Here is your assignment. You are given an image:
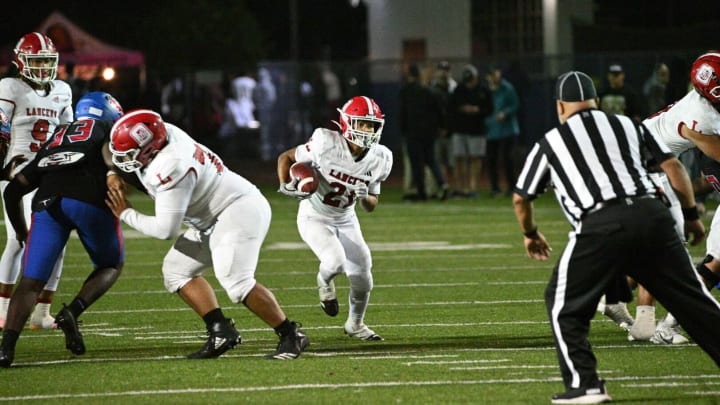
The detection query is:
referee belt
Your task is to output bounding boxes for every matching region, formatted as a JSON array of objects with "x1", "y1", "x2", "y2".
[{"x1": 585, "y1": 195, "x2": 656, "y2": 216}]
